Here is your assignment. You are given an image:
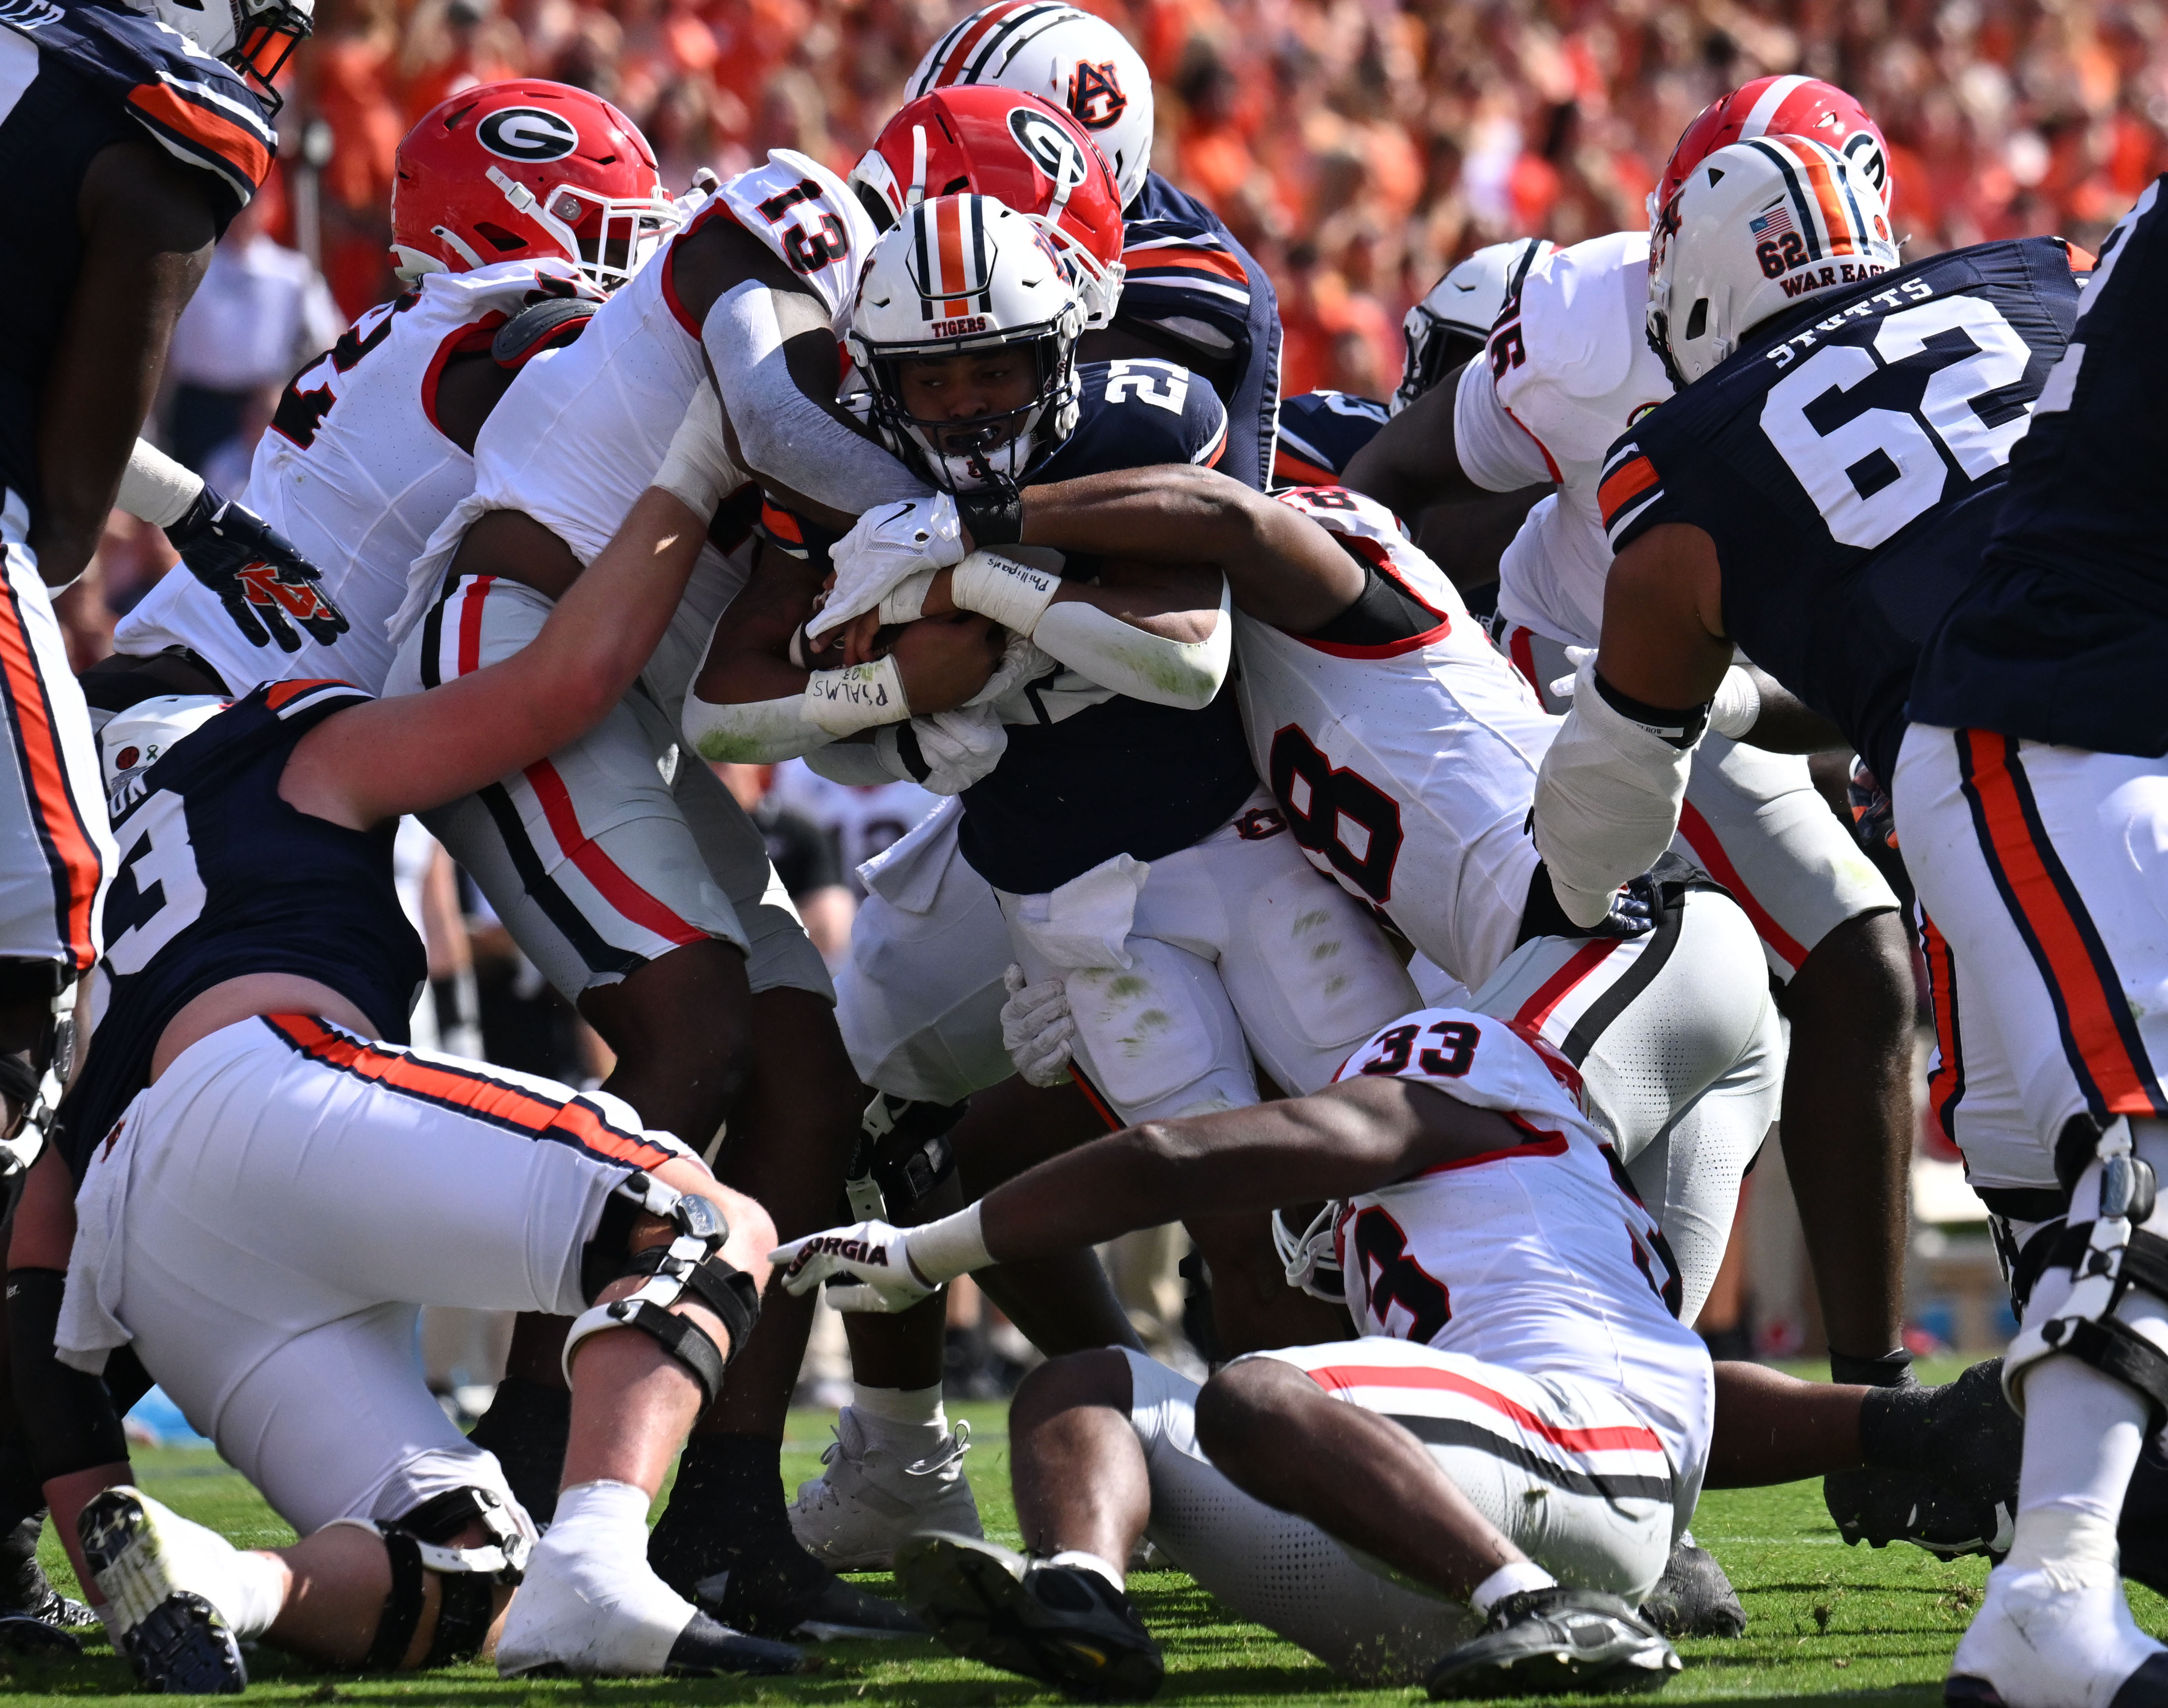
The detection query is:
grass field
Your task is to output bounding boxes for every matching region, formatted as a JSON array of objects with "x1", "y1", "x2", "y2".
[{"x1": 5, "y1": 1368, "x2": 2161, "y2": 1707}]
